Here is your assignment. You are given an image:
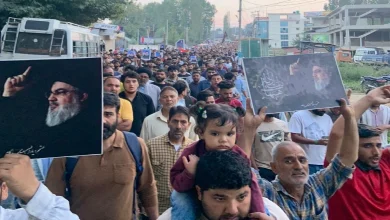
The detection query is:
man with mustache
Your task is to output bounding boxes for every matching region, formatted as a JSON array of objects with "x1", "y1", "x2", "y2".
[
  {"x1": 256, "y1": 98, "x2": 358, "y2": 219},
  {"x1": 325, "y1": 85, "x2": 390, "y2": 220},
  {"x1": 46, "y1": 92, "x2": 159, "y2": 220},
  {"x1": 288, "y1": 108, "x2": 333, "y2": 174},
  {"x1": 147, "y1": 106, "x2": 194, "y2": 214},
  {"x1": 158, "y1": 150, "x2": 288, "y2": 220},
  {"x1": 1, "y1": 66, "x2": 99, "y2": 158}
]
